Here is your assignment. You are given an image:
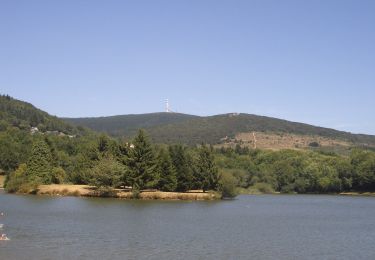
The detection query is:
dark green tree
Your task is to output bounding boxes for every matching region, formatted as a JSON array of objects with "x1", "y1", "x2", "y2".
[
  {"x1": 157, "y1": 148, "x2": 177, "y2": 191},
  {"x1": 194, "y1": 144, "x2": 220, "y2": 192},
  {"x1": 26, "y1": 139, "x2": 53, "y2": 184},
  {"x1": 125, "y1": 130, "x2": 158, "y2": 190},
  {"x1": 169, "y1": 145, "x2": 194, "y2": 192}
]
